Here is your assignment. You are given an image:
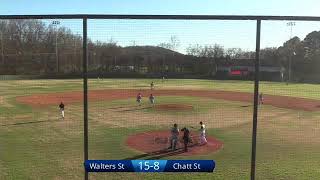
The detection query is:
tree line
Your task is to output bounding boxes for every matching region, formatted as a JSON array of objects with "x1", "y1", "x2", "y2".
[
  {"x1": 185, "y1": 34, "x2": 320, "y2": 82},
  {"x1": 1, "y1": 20, "x2": 320, "y2": 82},
  {"x1": 0, "y1": 19, "x2": 82, "y2": 74}
]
